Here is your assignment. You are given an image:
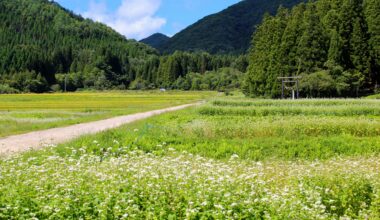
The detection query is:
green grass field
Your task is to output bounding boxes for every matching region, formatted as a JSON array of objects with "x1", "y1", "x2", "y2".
[
  {"x1": 1, "y1": 95, "x2": 380, "y2": 219},
  {"x1": 0, "y1": 91, "x2": 214, "y2": 137}
]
